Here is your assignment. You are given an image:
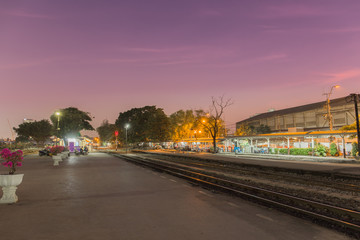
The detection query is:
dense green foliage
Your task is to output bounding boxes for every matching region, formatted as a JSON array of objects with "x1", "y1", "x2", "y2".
[
  {"x1": 352, "y1": 142, "x2": 359, "y2": 156},
  {"x1": 50, "y1": 107, "x2": 94, "y2": 139},
  {"x1": 115, "y1": 106, "x2": 170, "y2": 143},
  {"x1": 255, "y1": 124, "x2": 271, "y2": 134},
  {"x1": 96, "y1": 120, "x2": 116, "y2": 144},
  {"x1": 235, "y1": 124, "x2": 271, "y2": 136},
  {"x1": 235, "y1": 124, "x2": 255, "y2": 136},
  {"x1": 13, "y1": 120, "x2": 53, "y2": 144},
  {"x1": 315, "y1": 144, "x2": 328, "y2": 157},
  {"x1": 330, "y1": 143, "x2": 338, "y2": 156},
  {"x1": 169, "y1": 110, "x2": 198, "y2": 142},
  {"x1": 290, "y1": 148, "x2": 312, "y2": 155},
  {"x1": 276, "y1": 148, "x2": 314, "y2": 156},
  {"x1": 279, "y1": 149, "x2": 288, "y2": 155}
]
